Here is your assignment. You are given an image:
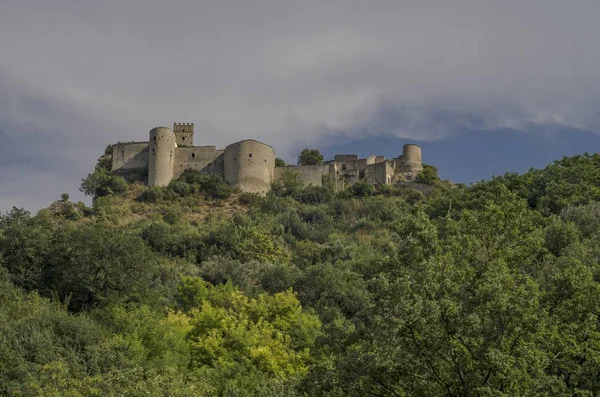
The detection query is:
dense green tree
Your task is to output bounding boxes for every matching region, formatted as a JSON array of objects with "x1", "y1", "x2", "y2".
[
  {"x1": 176, "y1": 277, "x2": 321, "y2": 388},
  {"x1": 80, "y1": 168, "x2": 128, "y2": 198},
  {"x1": 272, "y1": 170, "x2": 304, "y2": 197},
  {"x1": 415, "y1": 163, "x2": 440, "y2": 184},
  {"x1": 4, "y1": 152, "x2": 600, "y2": 395},
  {"x1": 298, "y1": 149, "x2": 324, "y2": 165}
]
